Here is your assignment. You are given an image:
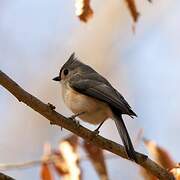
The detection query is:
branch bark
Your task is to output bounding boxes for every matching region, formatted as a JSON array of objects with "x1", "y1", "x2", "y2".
[
  {"x1": 0, "y1": 172, "x2": 14, "y2": 180},
  {"x1": 0, "y1": 70, "x2": 174, "y2": 180}
]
